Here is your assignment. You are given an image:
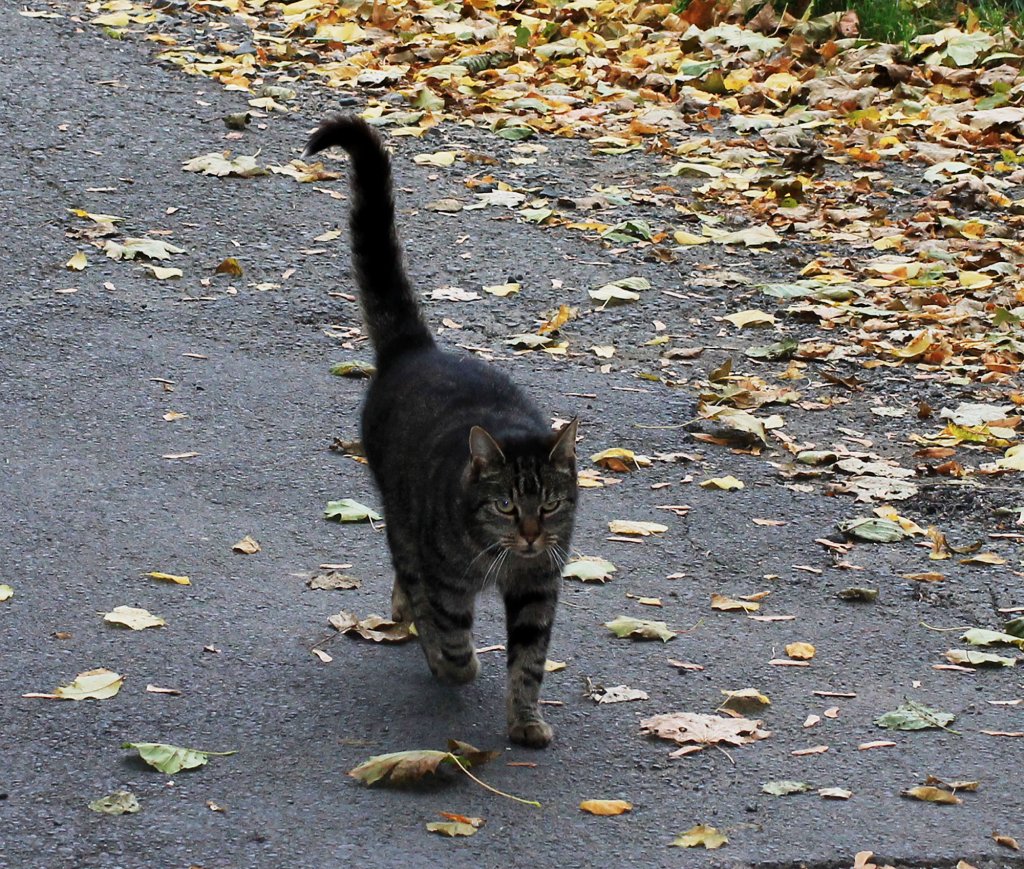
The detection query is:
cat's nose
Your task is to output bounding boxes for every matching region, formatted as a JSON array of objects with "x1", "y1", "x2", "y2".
[{"x1": 520, "y1": 520, "x2": 540, "y2": 544}]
